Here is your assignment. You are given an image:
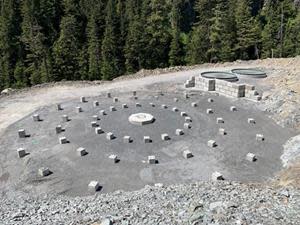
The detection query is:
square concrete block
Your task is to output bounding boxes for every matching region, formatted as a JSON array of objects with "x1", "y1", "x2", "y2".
[
  {"x1": 219, "y1": 128, "x2": 226, "y2": 135},
  {"x1": 144, "y1": 136, "x2": 152, "y2": 143},
  {"x1": 176, "y1": 129, "x2": 184, "y2": 136},
  {"x1": 212, "y1": 172, "x2": 224, "y2": 181},
  {"x1": 17, "y1": 148, "x2": 26, "y2": 158},
  {"x1": 149, "y1": 103, "x2": 155, "y2": 107},
  {"x1": 123, "y1": 136, "x2": 132, "y2": 143},
  {"x1": 56, "y1": 125, "x2": 62, "y2": 134},
  {"x1": 18, "y1": 129, "x2": 26, "y2": 138},
  {"x1": 95, "y1": 127, "x2": 104, "y2": 134},
  {"x1": 161, "y1": 133, "x2": 170, "y2": 141},
  {"x1": 107, "y1": 92, "x2": 111, "y2": 98},
  {"x1": 122, "y1": 104, "x2": 128, "y2": 109},
  {"x1": 91, "y1": 121, "x2": 98, "y2": 127},
  {"x1": 183, "y1": 92, "x2": 189, "y2": 99},
  {"x1": 172, "y1": 107, "x2": 179, "y2": 112},
  {"x1": 216, "y1": 118, "x2": 224, "y2": 124},
  {"x1": 148, "y1": 155, "x2": 156, "y2": 164},
  {"x1": 88, "y1": 181, "x2": 100, "y2": 192},
  {"x1": 184, "y1": 123, "x2": 192, "y2": 129},
  {"x1": 93, "y1": 101, "x2": 99, "y2": 107},
  {"x1": 100, "y1": 110, "x2": 106, "y2": 115},
  {"x1": 185, "y1": 117, "x2": 192, "y2": 122},
  {"x1": 106, "y1": 132, "x2": 115, "y2": 140},
  {"x1": 76, "y1": 106, "x2": 82, "y2": 113},
  {"x1": 208, "y1": 140, "x2": 217, "y2": 147},
  {"x1": 59, "y1": 137, "x2": 68, "y2": 144},
  {"x1": 154, "y1": 96, "x2": 159, "y2": 100},
  {"x1": 109, "y1": 154, "x2": 118, "y2": 163},
  {"x1": 256, "y1": 134, "x2": 264, "y2": 141},
  {"x1": 246, "y1": 153, "x2": 257, "y2": 162},
  {"x1": 133, "y1": 91, "x2": 137, "y2": 96},
  {"x1": 57, "y1": 104, "x2": 63, "y2": 111},
  {"x1": 230, "y1": 106, "x2": 237, "y2": 112},
  {"x1": 80, "y1": 96, "x2": 86, "y2": 103},
  {"x1": 207, "y1": 109, "x2": 213, "y2": 114},
  {"x1": 208, "y1": 98, "x2": 214, "y2": 103},
  {"x1": 32, "y1": 114, "x2": 40, "y2": 122},
  {"x1": 161, "y1": 104, "x2": 167, "y2": 109},
  {"x1": 39, "y1": 167, "x2": 51, "y2": 177},
  {"x1": 183, "y1": 150, "x2": 193, "y2": 159},
  {"x1": 62, "y1": 115, "x2": 69, "y2": 122},
  {"x1": 174, "y1": 98, "x2": 178, "y2": 102},
  {"x1": 136, "y1": 103, "x2": 141, "y2": 107},
  {"x1": 110, "y1": 106, "x2": 116, "y2": 112},
  {"x1": 92, "y1": 115, "x2": 99, "y2": 120},
  {"x1": 191, "y1": 102, "x2": 198, "y2": 107},
  {"x1": 77, "y1": 147, "x2": 87, "y2": 156},
  {"x1": 180, "y1": 112, "x2": 187, "y2": 117},
  {"x1": 248, "y1": 118, "x2": 255, "y2": 124},
  {"x1": 113, "y1": 97, "x2": 118, "y2": 102},
  {"x1": 133, "y1": 96, "x2": 138, "y2": 100}
]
